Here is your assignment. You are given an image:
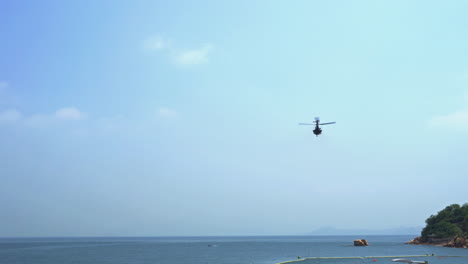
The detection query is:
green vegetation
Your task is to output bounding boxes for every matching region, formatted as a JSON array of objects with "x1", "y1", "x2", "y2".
[{"x1": 421, "y1": 203, "x2": 468, "y2": 241}]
